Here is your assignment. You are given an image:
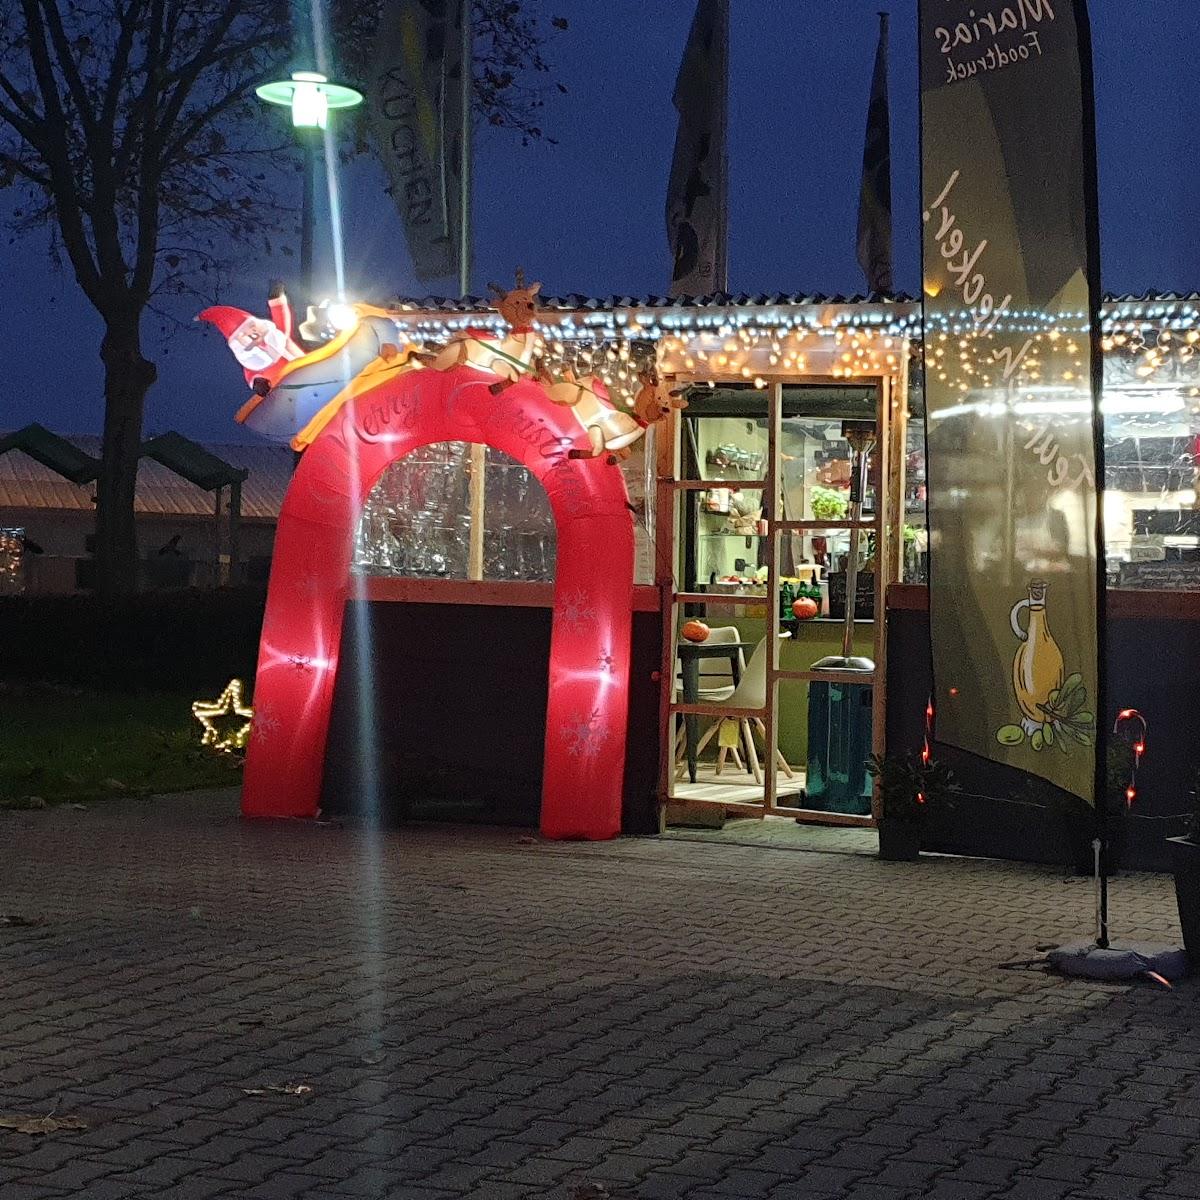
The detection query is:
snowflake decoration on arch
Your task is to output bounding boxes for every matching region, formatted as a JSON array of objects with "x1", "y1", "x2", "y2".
[
  {"x1": 250, "y1": 702, "x2": 281, "y2": 744},
  {"x1": 561, "y1": 709, "x2": 609, "y2": 758},
  {"x1": 597, "y1": 649, "x2": 615, "y2": 673},
  {"x1": 559, "y1": 588, "x2": 597, "y2": 633},
  {"x1": 291, "y1": 570, "x2": 325, "y2": 598}
]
